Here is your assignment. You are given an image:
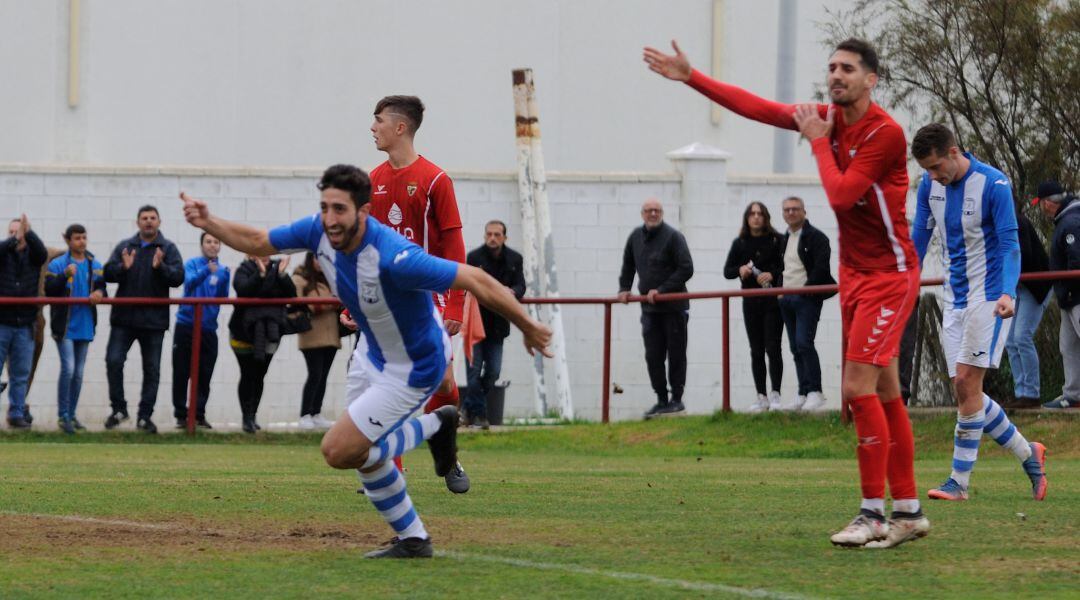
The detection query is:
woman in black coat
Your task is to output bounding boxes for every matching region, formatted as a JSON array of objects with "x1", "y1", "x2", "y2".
[
  {"x1": 229, "y1": 254, "x2": 297, "y2": 433},
  {"x1": 724, "y1": 201, "x2": 785, "y2": 412}
]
